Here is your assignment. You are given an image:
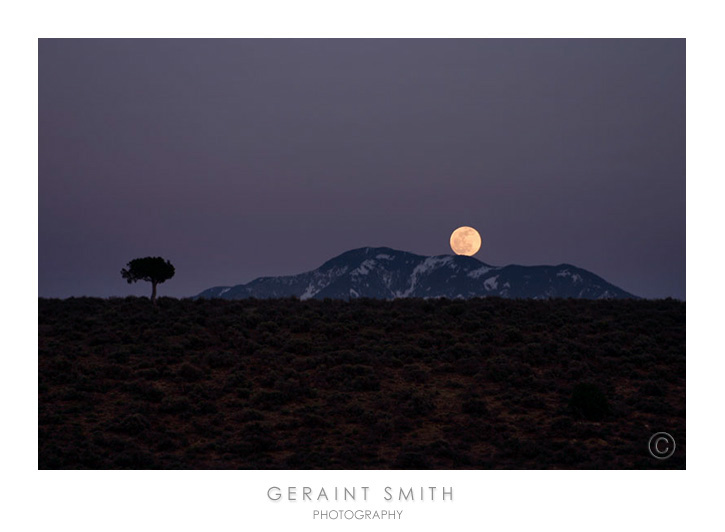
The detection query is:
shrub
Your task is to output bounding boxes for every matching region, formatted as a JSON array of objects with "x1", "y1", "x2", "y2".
[
  {"x1": 393, "y1": 451, "x2": 431, "y2": 469},
  {"x1": 462, "y1": 397, "x2": 490, "y2": 417},
  {"x1": 205, "y1": 351, "x2": 237, "y2": 369},
  {"x1": 329, "y1": 364, "x2": 381, "y2": 391},
  {"x1": 569, "y1": 383, "x2": 611, "y2": 421},
  {"x1": 177, "y1": 363, "x2": 204, "y2": 382},
  {"x1": 125, "y1": 381, "x2": 165, "y2": 402},
  {"x1": 159, "y1": 396, "x2": 192, "y2": 414},
  {"x1": 251, "y1": 390, "x2": 291, "y2": 409},
  {"x1": 114, "y1": 413, "x2": 150, "y2": 435},
  {"x1": 401, "y1": 391, "x2": 436, "y2": 417}
]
